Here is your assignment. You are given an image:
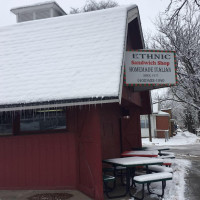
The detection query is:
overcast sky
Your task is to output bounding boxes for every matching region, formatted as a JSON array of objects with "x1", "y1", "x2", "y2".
[{"x1": 0, "y1": 0, "x2": 170, "y2": 34}]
